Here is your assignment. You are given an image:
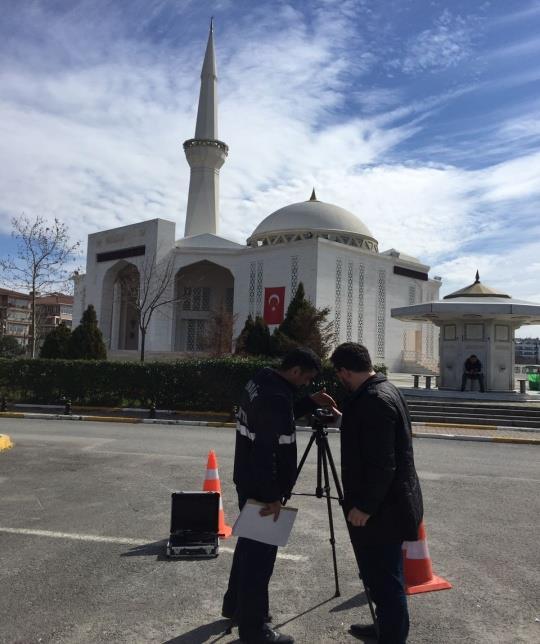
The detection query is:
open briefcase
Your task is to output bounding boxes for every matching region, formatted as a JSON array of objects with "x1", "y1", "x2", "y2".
[{"x1": 166, "y1": 491, "x2": 220, "y2": 558}]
